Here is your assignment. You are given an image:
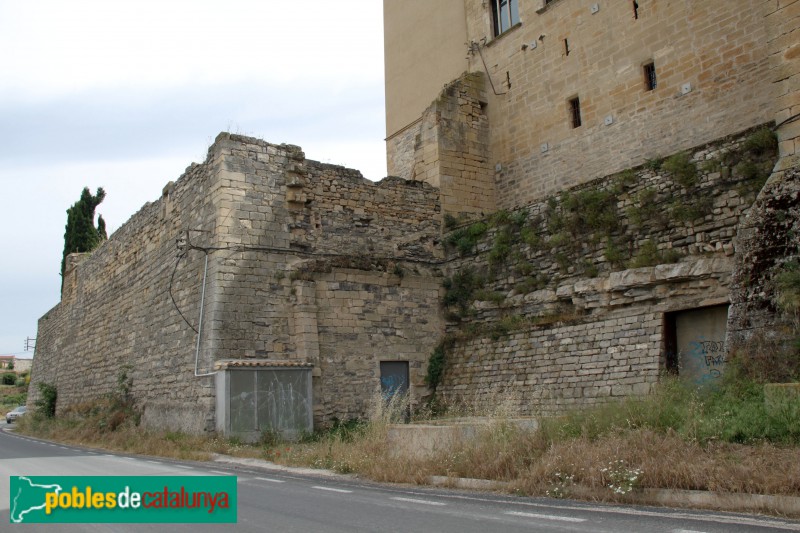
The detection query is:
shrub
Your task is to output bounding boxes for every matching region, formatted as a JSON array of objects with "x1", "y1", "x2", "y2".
[
  {"x1": 644, "y1": 157, "x2": 663, "y2": 171},
  {"x1": 488, "y1": 227, "x2": 513, "y2": 266},
  {"x1": 775, "y1": 261, "x2": 800, "y2": 316},
  {"x1": 426, "y1": 343, "x2": 447, "y2": 389},
  {"x1": 35, "y1": 382, "x2": 57, "y2": 418},
  {"x1": 443, "y1": 213, "x2": 459, "y2": 230},
  {"x1": 628, "y1": 240, "x2": 660, "y2": 268},
  {"x1": 742, "y1": 127, "x2": 778, "y2": 156},
  {"x1": 626, "y1": 188, "x2": 660, "y2": 227},
  {"x1": 442, "y1": 268, "x2": 484, "y2": 313},
  {"x1": 445, "y1": 221, "x2": 488, "y2": 256},
  {"x1": 663, "y1": 152, "x2": 698, "y2": 187},
  {"x1": 670, "y1": 197, "x2": 713, "y2": 223},
  {"x1": 2, "y1": 373, "x2": 16, "y2": 385}
]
